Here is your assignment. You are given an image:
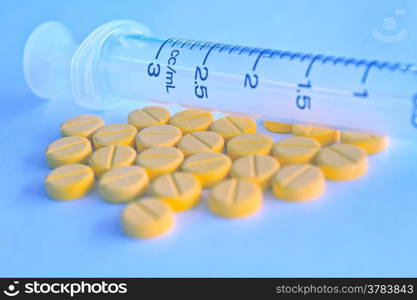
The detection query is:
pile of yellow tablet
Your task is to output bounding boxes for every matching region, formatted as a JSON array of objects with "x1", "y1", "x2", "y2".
[{"x1": 44, "y1": 107, "x2": 389, "y2": 239}]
